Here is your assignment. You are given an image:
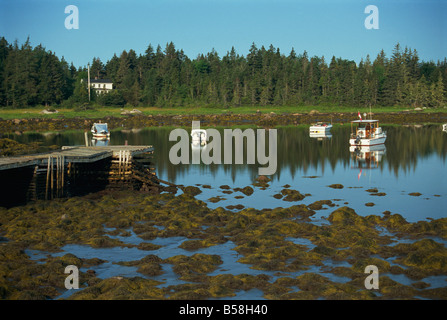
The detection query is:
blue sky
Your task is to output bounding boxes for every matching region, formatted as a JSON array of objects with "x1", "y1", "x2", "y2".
[{"x1": 0, "y1": 0, "x2": 445, "y2": 67}]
